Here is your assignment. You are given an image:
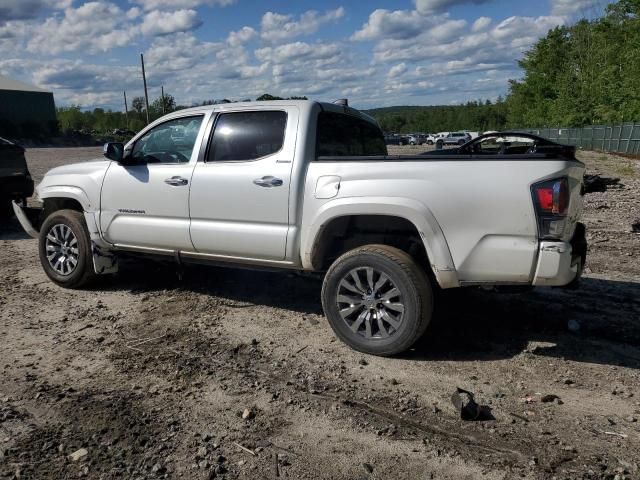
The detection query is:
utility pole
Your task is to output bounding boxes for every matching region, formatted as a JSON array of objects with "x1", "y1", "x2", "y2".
[
  {"x1": 123, "y1": 91, "x2": 129, "y2": 128},
  {"x1": 161, "y1": 85, "x2": 165, "y2": 115},
  {"x1": 140, "y1": 53, "x2": 150, "y2": 125}
]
